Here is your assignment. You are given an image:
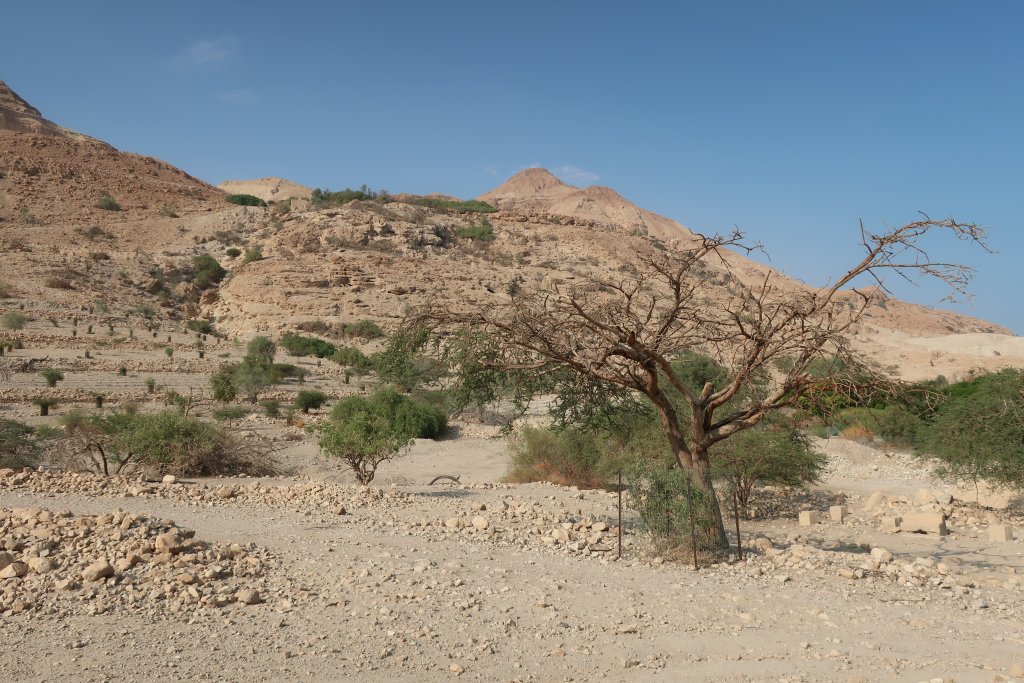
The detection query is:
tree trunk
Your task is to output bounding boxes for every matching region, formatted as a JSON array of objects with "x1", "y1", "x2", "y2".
[{"x1": 689, "y1": 449, "x2": 729, "y2": 551}]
